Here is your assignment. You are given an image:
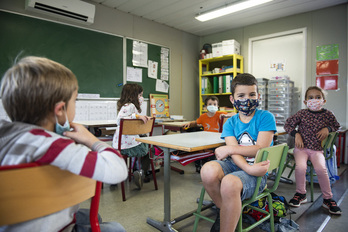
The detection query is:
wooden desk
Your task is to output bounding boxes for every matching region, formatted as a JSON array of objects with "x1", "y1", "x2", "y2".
[
  {"x1": 157, "y1": 121, "x2": 191, "y2": 133},
  {"x1": 276, "y1": 126, "x2": 287, "y2": 136},
  {"x1": 74, "y1": 120, "x2": 117, "y2": 127},
  {"x1": 136, "y1": 131, "x2": 225, "y2": 232},
  {"x1": 74, "y1": 120, "x2": 117, "y2": 138}
]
